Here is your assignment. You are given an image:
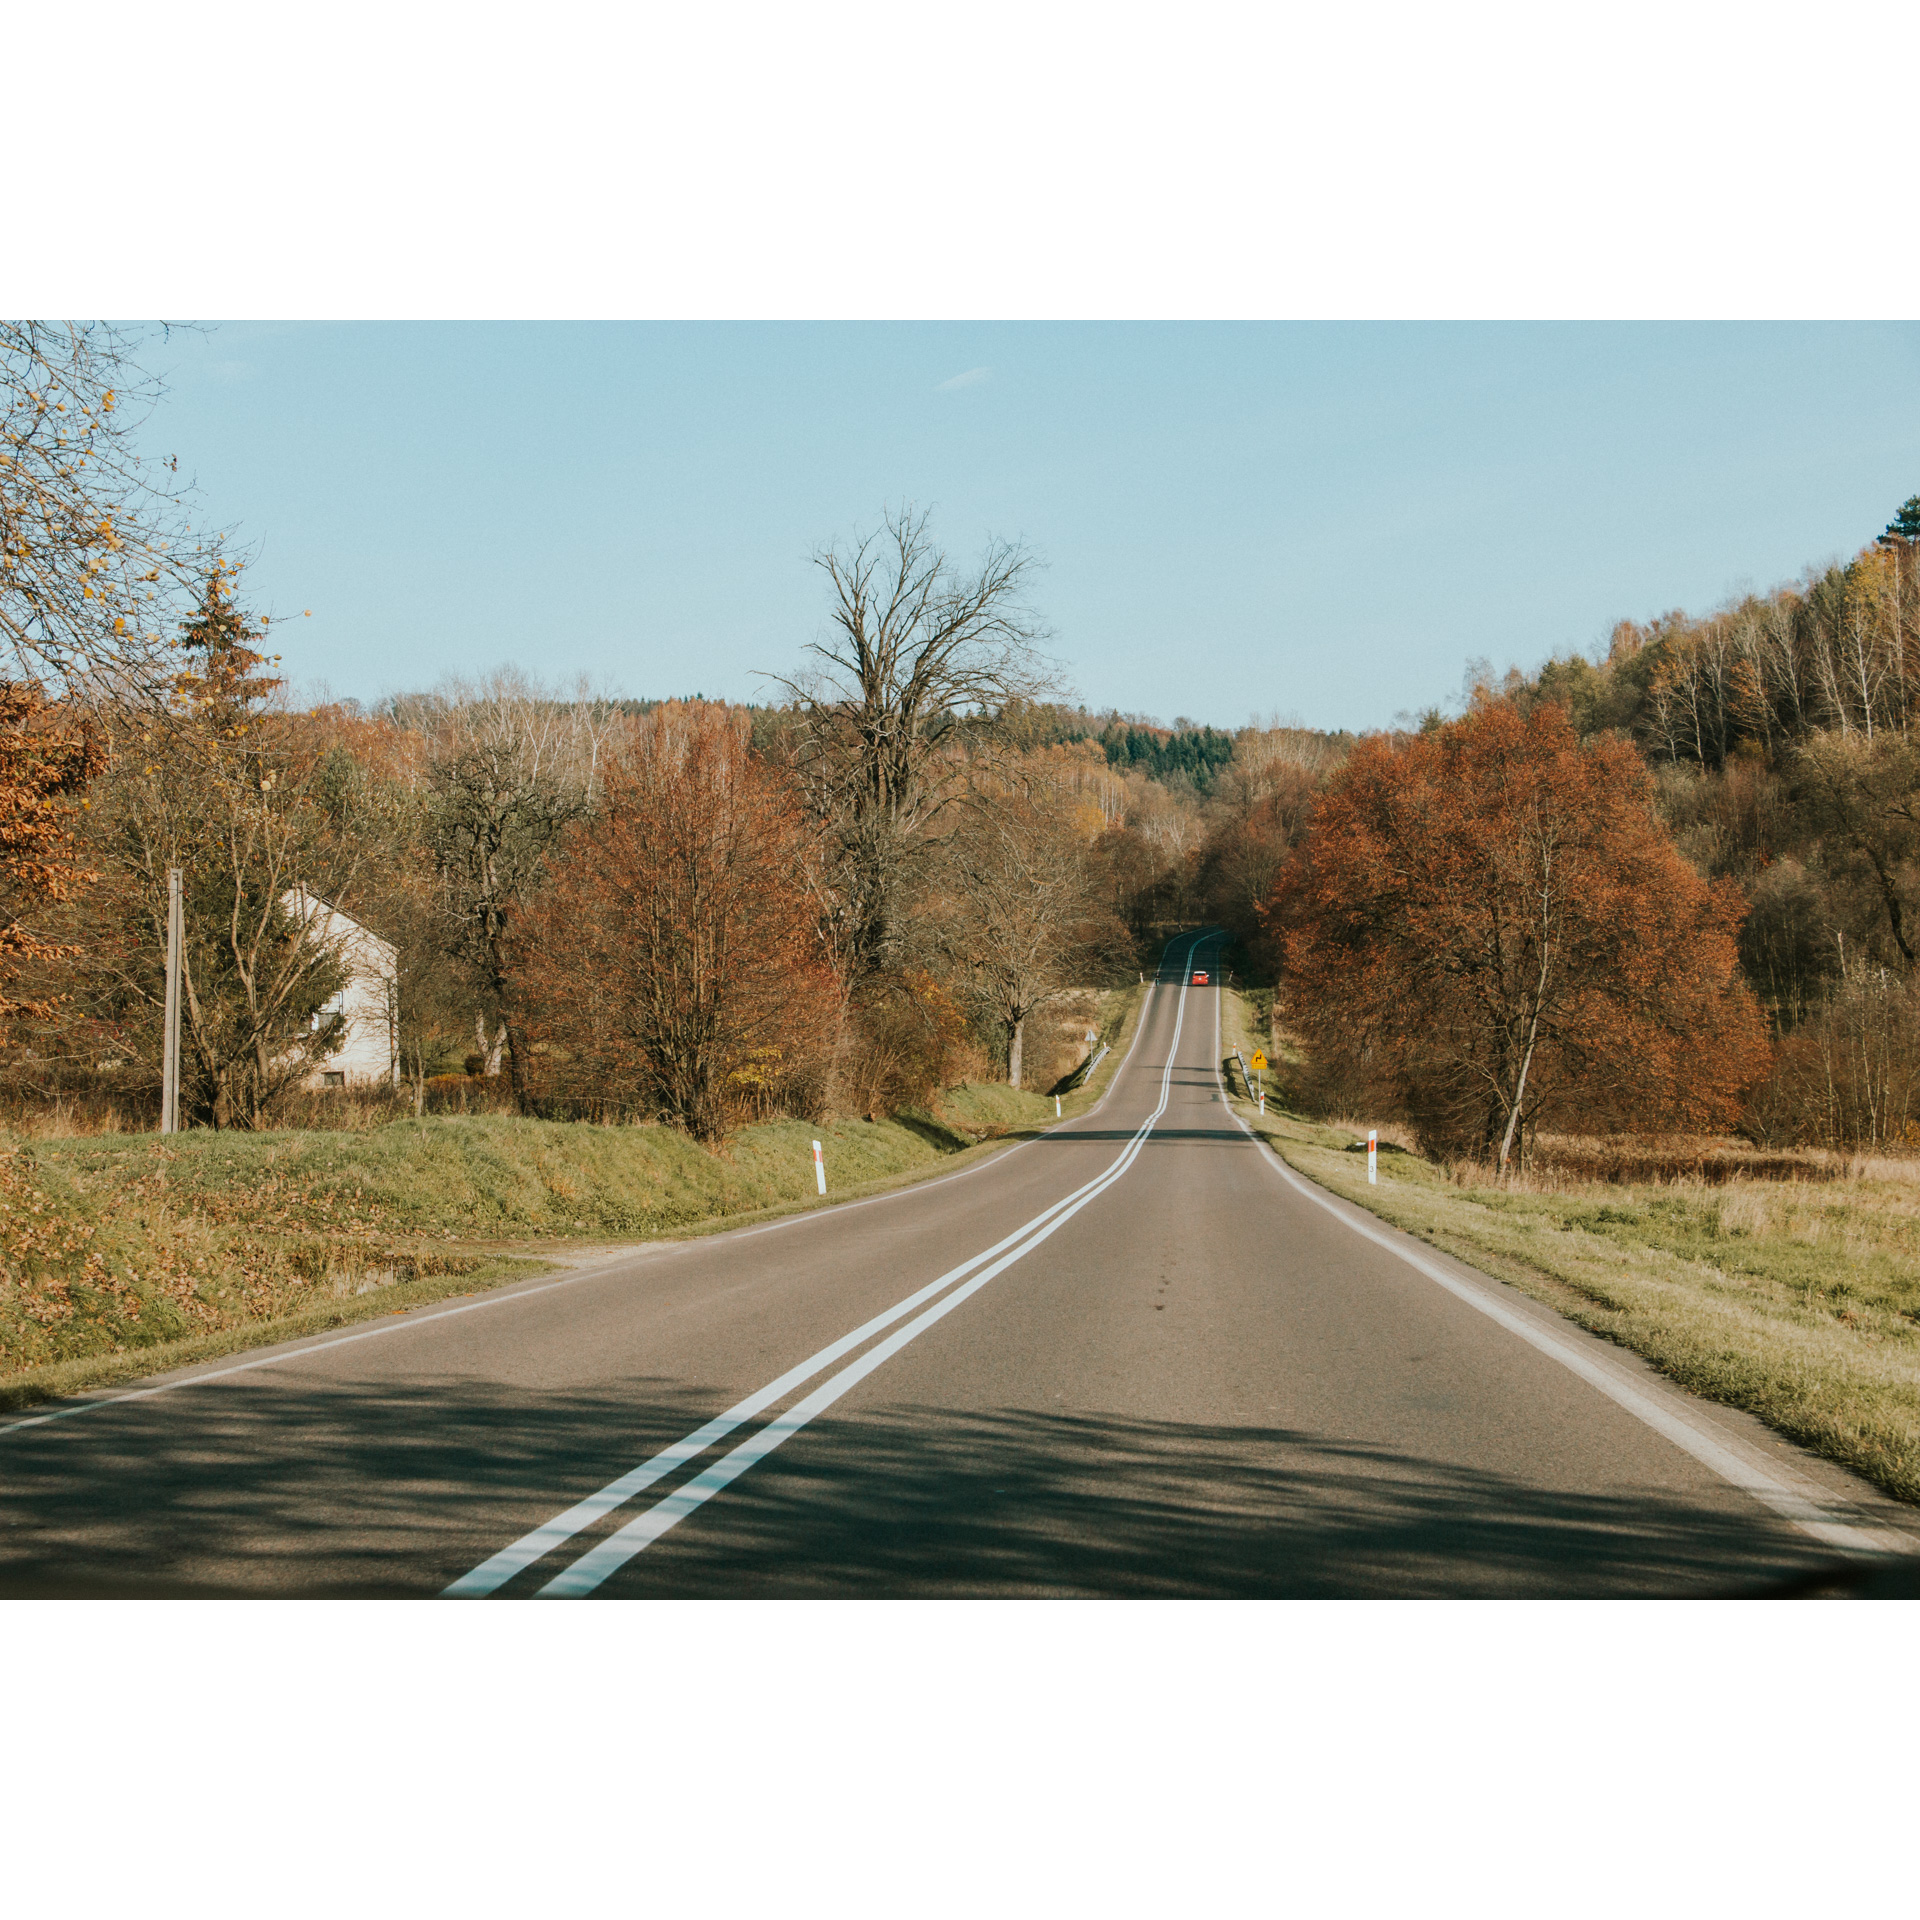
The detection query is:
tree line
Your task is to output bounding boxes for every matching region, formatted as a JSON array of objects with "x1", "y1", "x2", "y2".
[
  {"x1": 10, "y1": 323, "x2": 1918, "y2": 1163},
  {"x1": 1, "y1": 330, "x2": 1249, "y2": 1144},
  {"x1": 1258, "y1": 494, "x2": 1920, "y2": 1163}
]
